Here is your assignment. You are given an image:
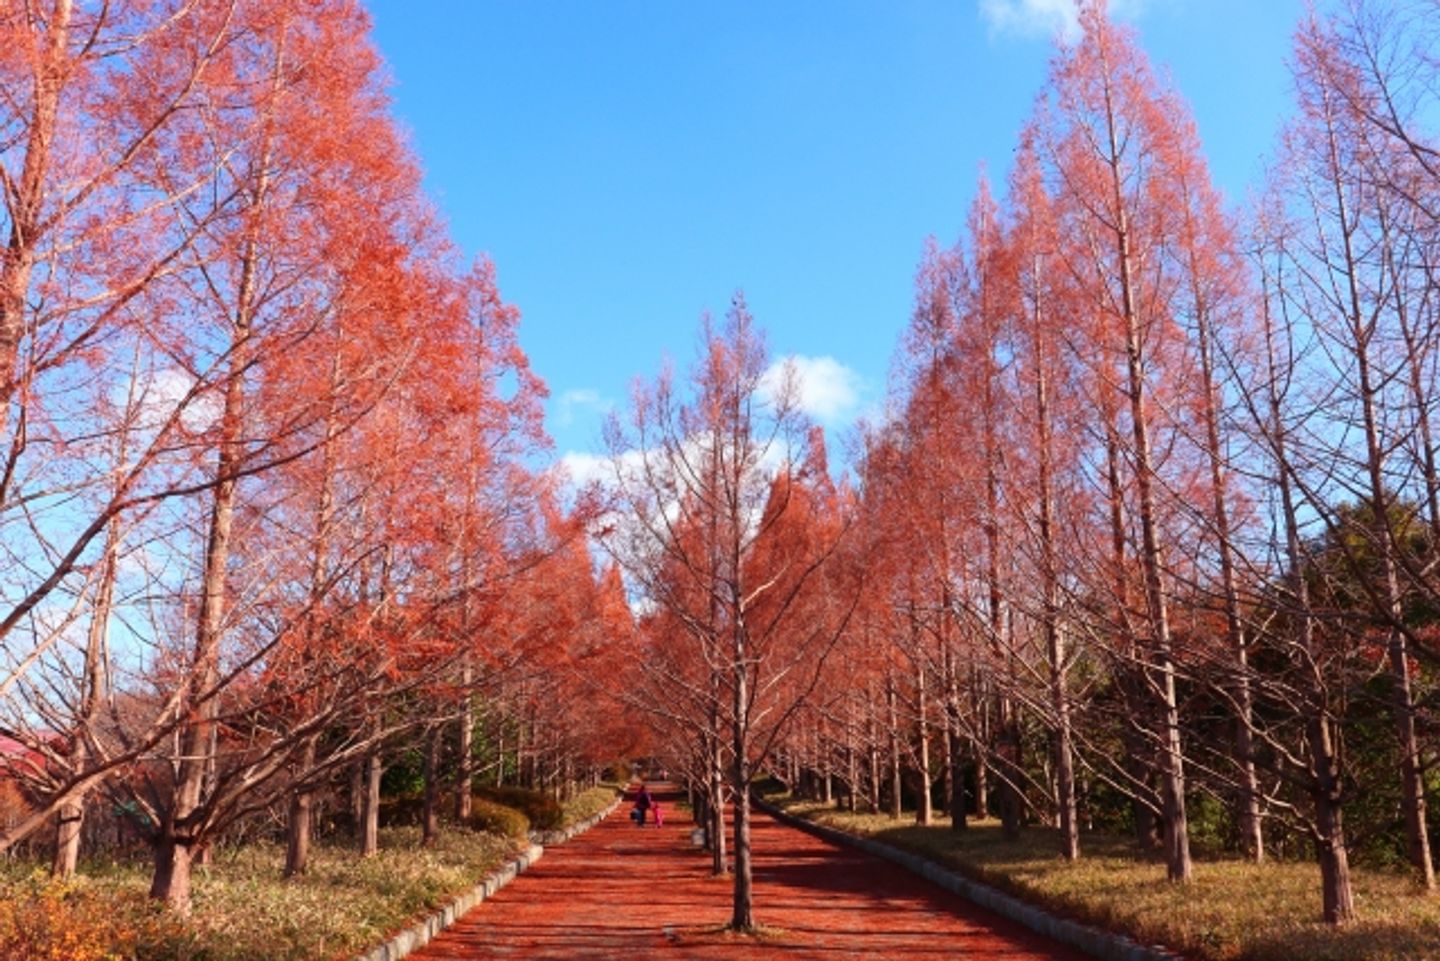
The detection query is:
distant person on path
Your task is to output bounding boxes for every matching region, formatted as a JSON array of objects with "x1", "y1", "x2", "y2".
[
  {"x1": 634, "y1": 783, "x2": 653, "y2": 826},
  {"x1": 652, "y1": 800, "x2": 664, "y2": 828}
]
